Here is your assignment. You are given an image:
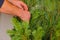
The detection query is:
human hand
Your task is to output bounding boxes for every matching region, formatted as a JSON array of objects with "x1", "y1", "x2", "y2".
[
  {"x1": 8, "y1": 0, "x2": 28, "y2": 10},
  {"x1": 0, "y1": 0, "x2": 30, "y2": 21},
  {"x1": 19, "y1": 10, "x2": 31, "y2": 22}
]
